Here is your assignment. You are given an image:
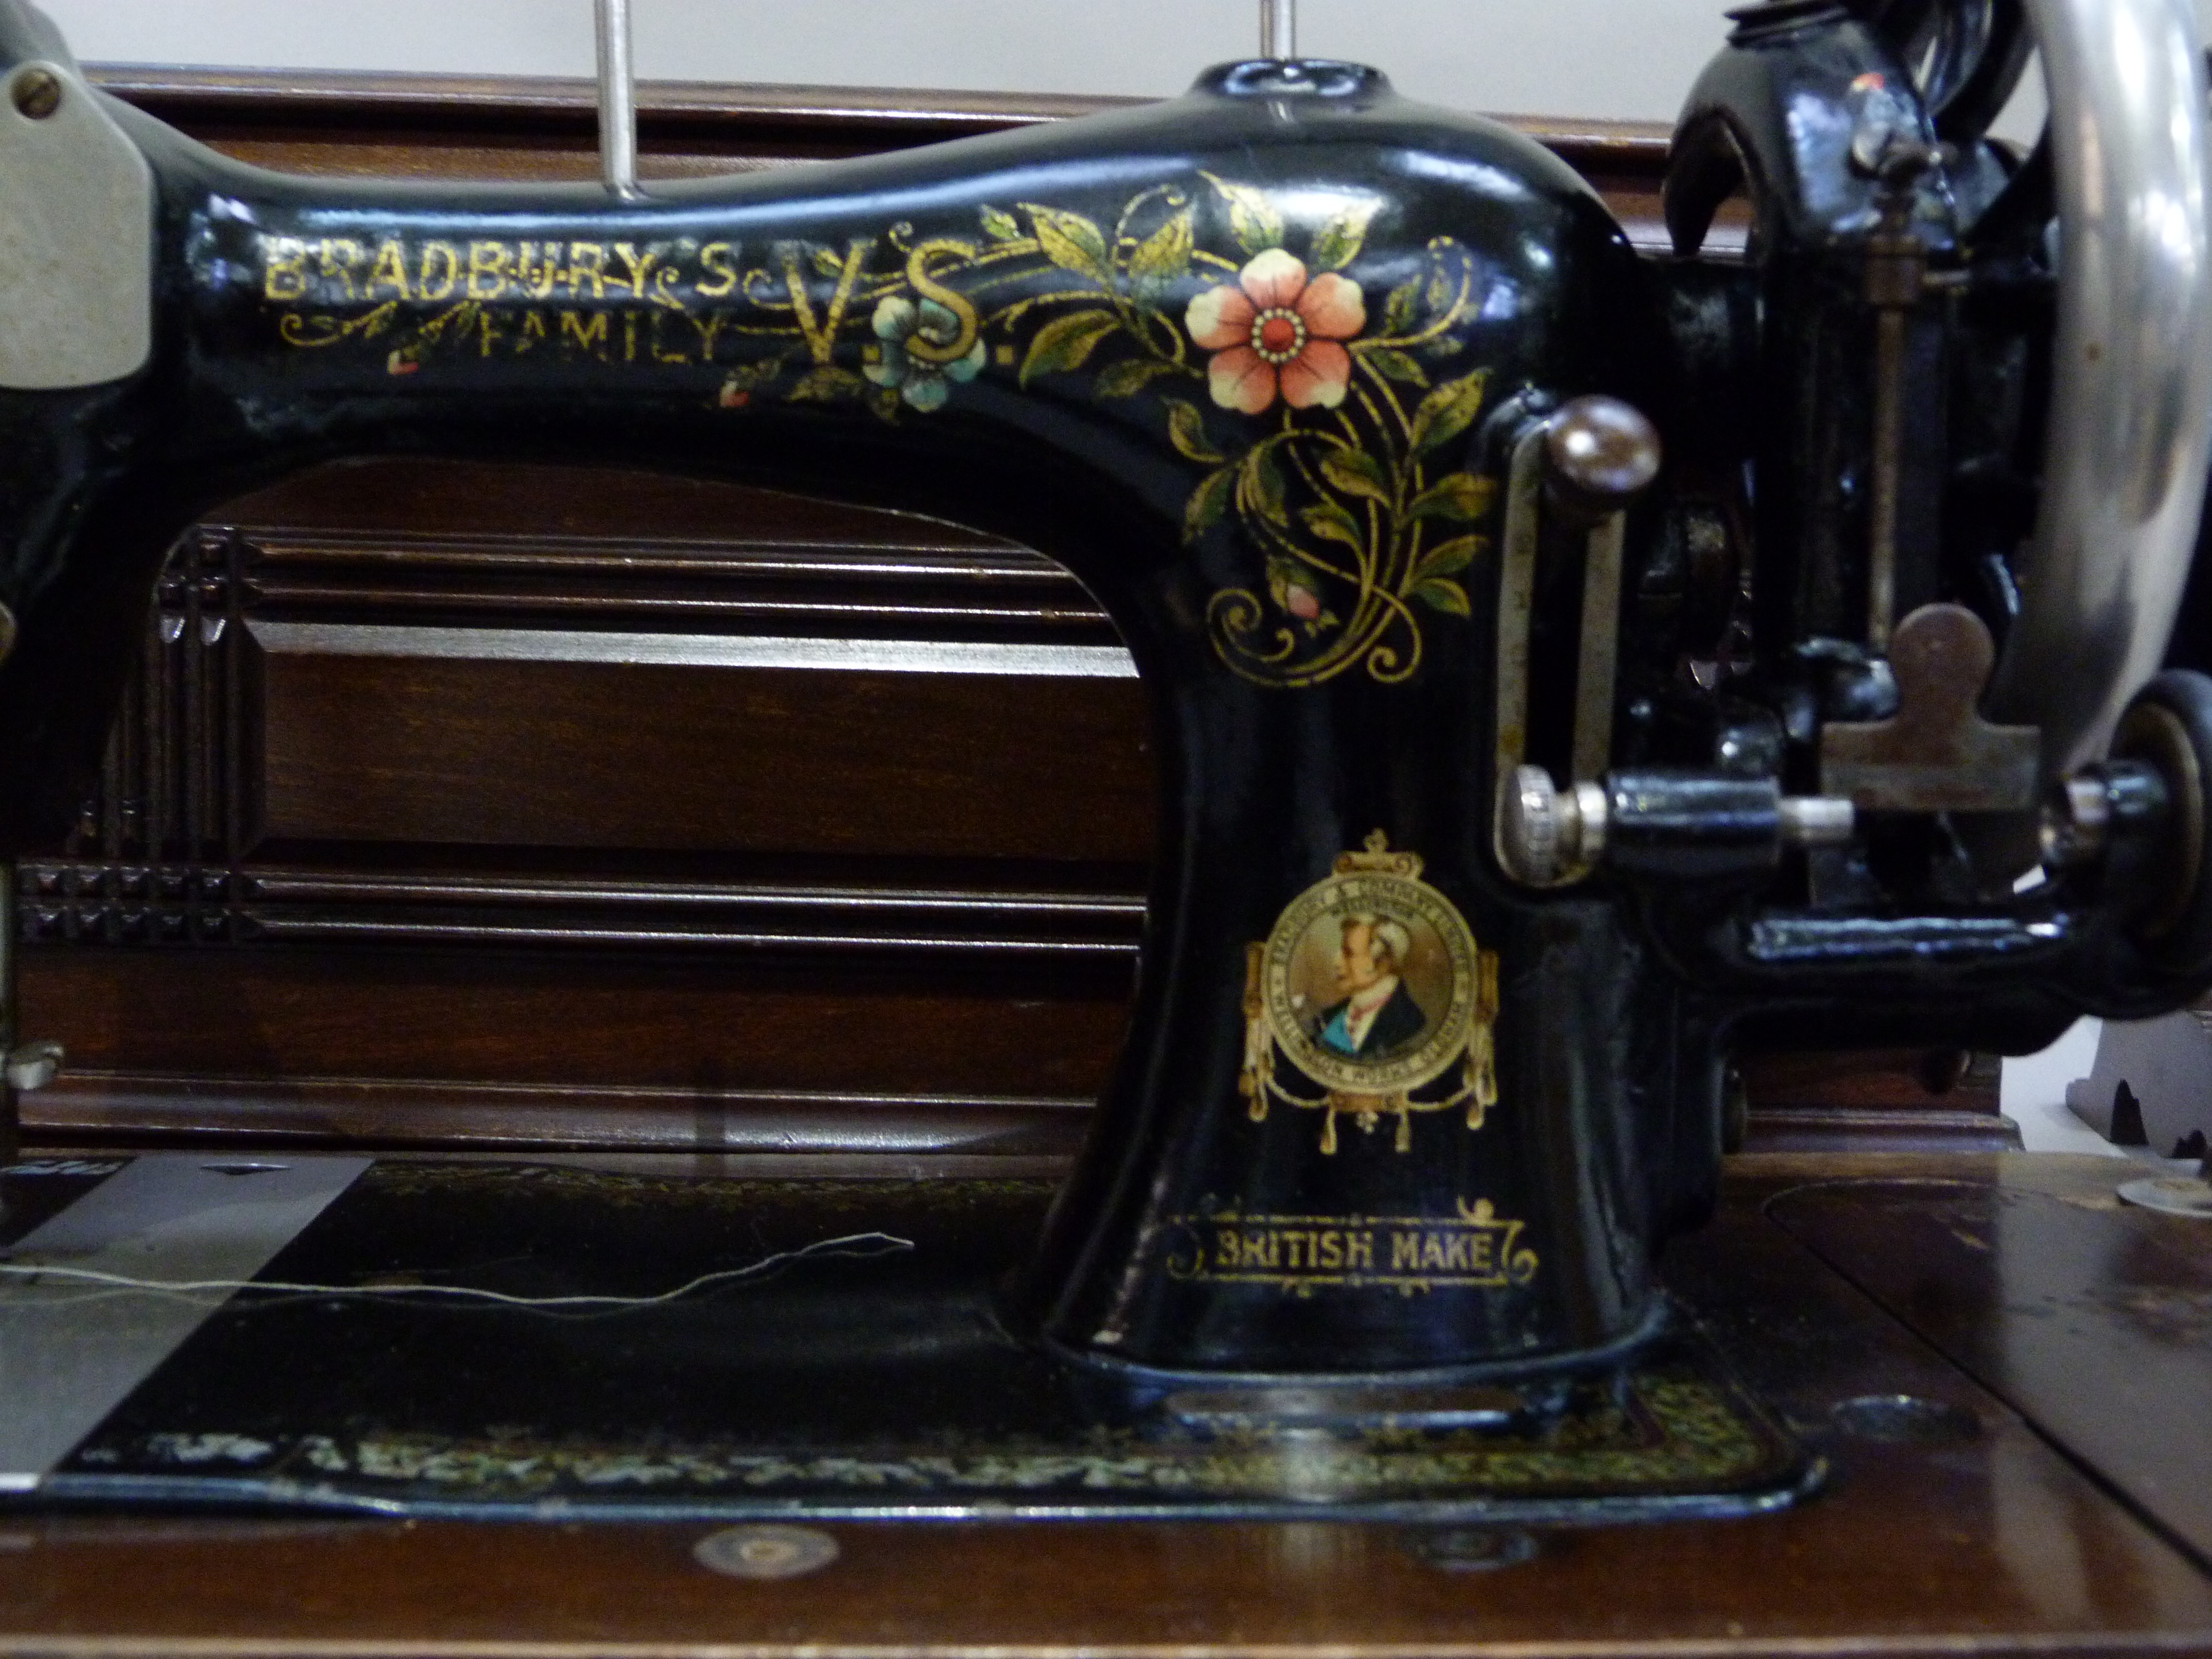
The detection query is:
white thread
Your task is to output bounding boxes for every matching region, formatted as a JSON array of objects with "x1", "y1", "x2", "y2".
[{"x1": 0, "y1": 1231, "x2": 914, "y2": 1309}]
